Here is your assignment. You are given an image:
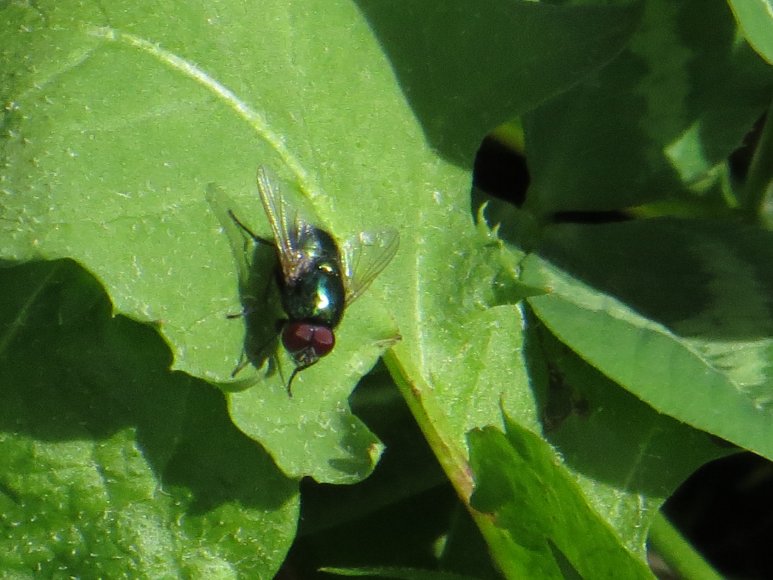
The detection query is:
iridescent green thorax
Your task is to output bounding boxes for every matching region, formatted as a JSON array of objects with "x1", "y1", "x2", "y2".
[{"x1": 280, "y1": 225, "x2": 346, "y2": 328}]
